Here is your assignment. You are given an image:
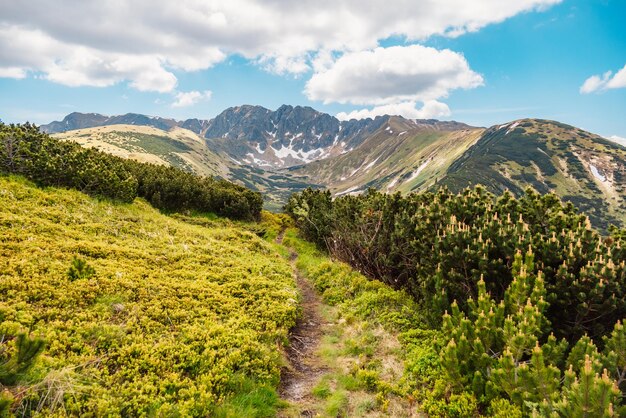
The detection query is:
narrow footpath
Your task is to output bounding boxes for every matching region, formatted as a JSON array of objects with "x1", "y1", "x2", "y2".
[
  {"x1": 276, "y1": 231, "x2": 327, "y2": 416},
  {"x1": 275, "y1": 230, "x2": 420, "y2": 417}
]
